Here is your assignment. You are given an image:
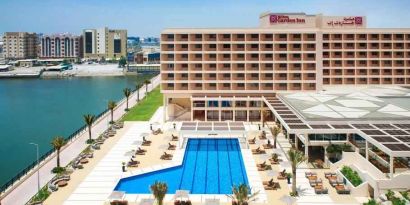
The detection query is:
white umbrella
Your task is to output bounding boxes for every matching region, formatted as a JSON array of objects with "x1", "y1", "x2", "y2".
[{"x1": 279, "y1": 195, "x2": 296, "y2": 205}]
